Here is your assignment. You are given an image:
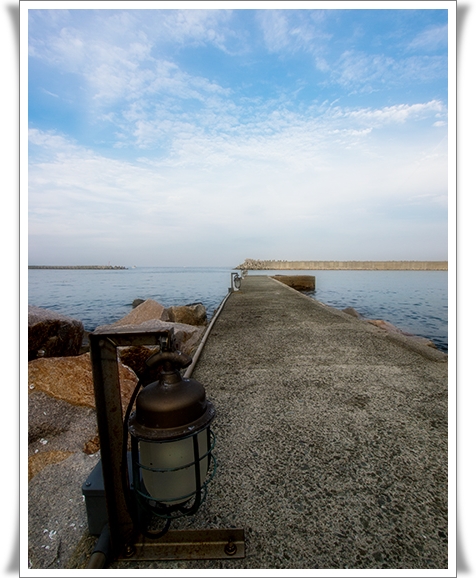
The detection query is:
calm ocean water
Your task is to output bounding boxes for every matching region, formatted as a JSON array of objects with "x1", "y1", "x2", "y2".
[{"x1": 28, "y1": 267, "x2": 448, "y2": 352}]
